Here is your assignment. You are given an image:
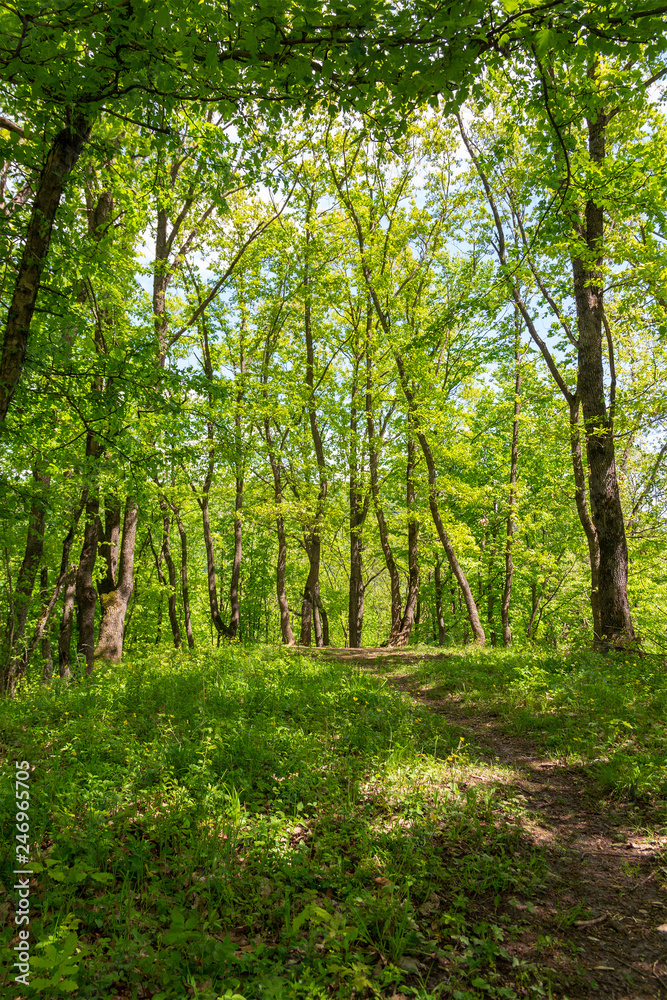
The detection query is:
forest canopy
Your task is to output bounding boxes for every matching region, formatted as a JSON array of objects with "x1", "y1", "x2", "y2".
[{"x1": 1, "y1": 0, "x2": 667, "y2": 689}]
